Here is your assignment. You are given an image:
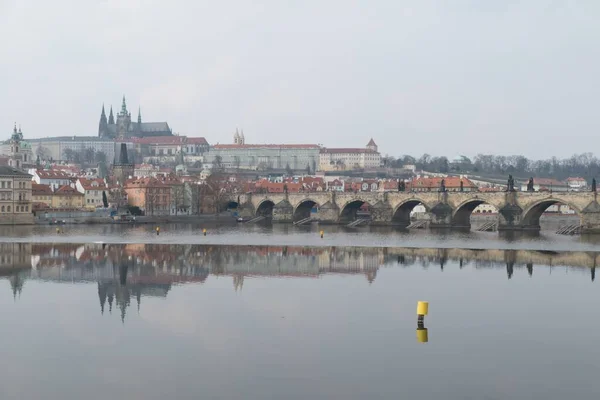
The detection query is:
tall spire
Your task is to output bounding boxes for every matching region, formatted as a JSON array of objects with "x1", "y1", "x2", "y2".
[
  {"x1": 13, "y1": 122, "x2": 17, "y2": 134},
  {"x1": 137, "y1": 106, "x2": 142, "y2": 124},
  {"x1": 100, "y1": 104, "x2": 107, "y2": 124},
  {"x1": 108, "y1": 106, "x2": 115, "y2": 124},
  {"x1": 121, "y1": 95, "x2": 127, "y2": 114}
]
